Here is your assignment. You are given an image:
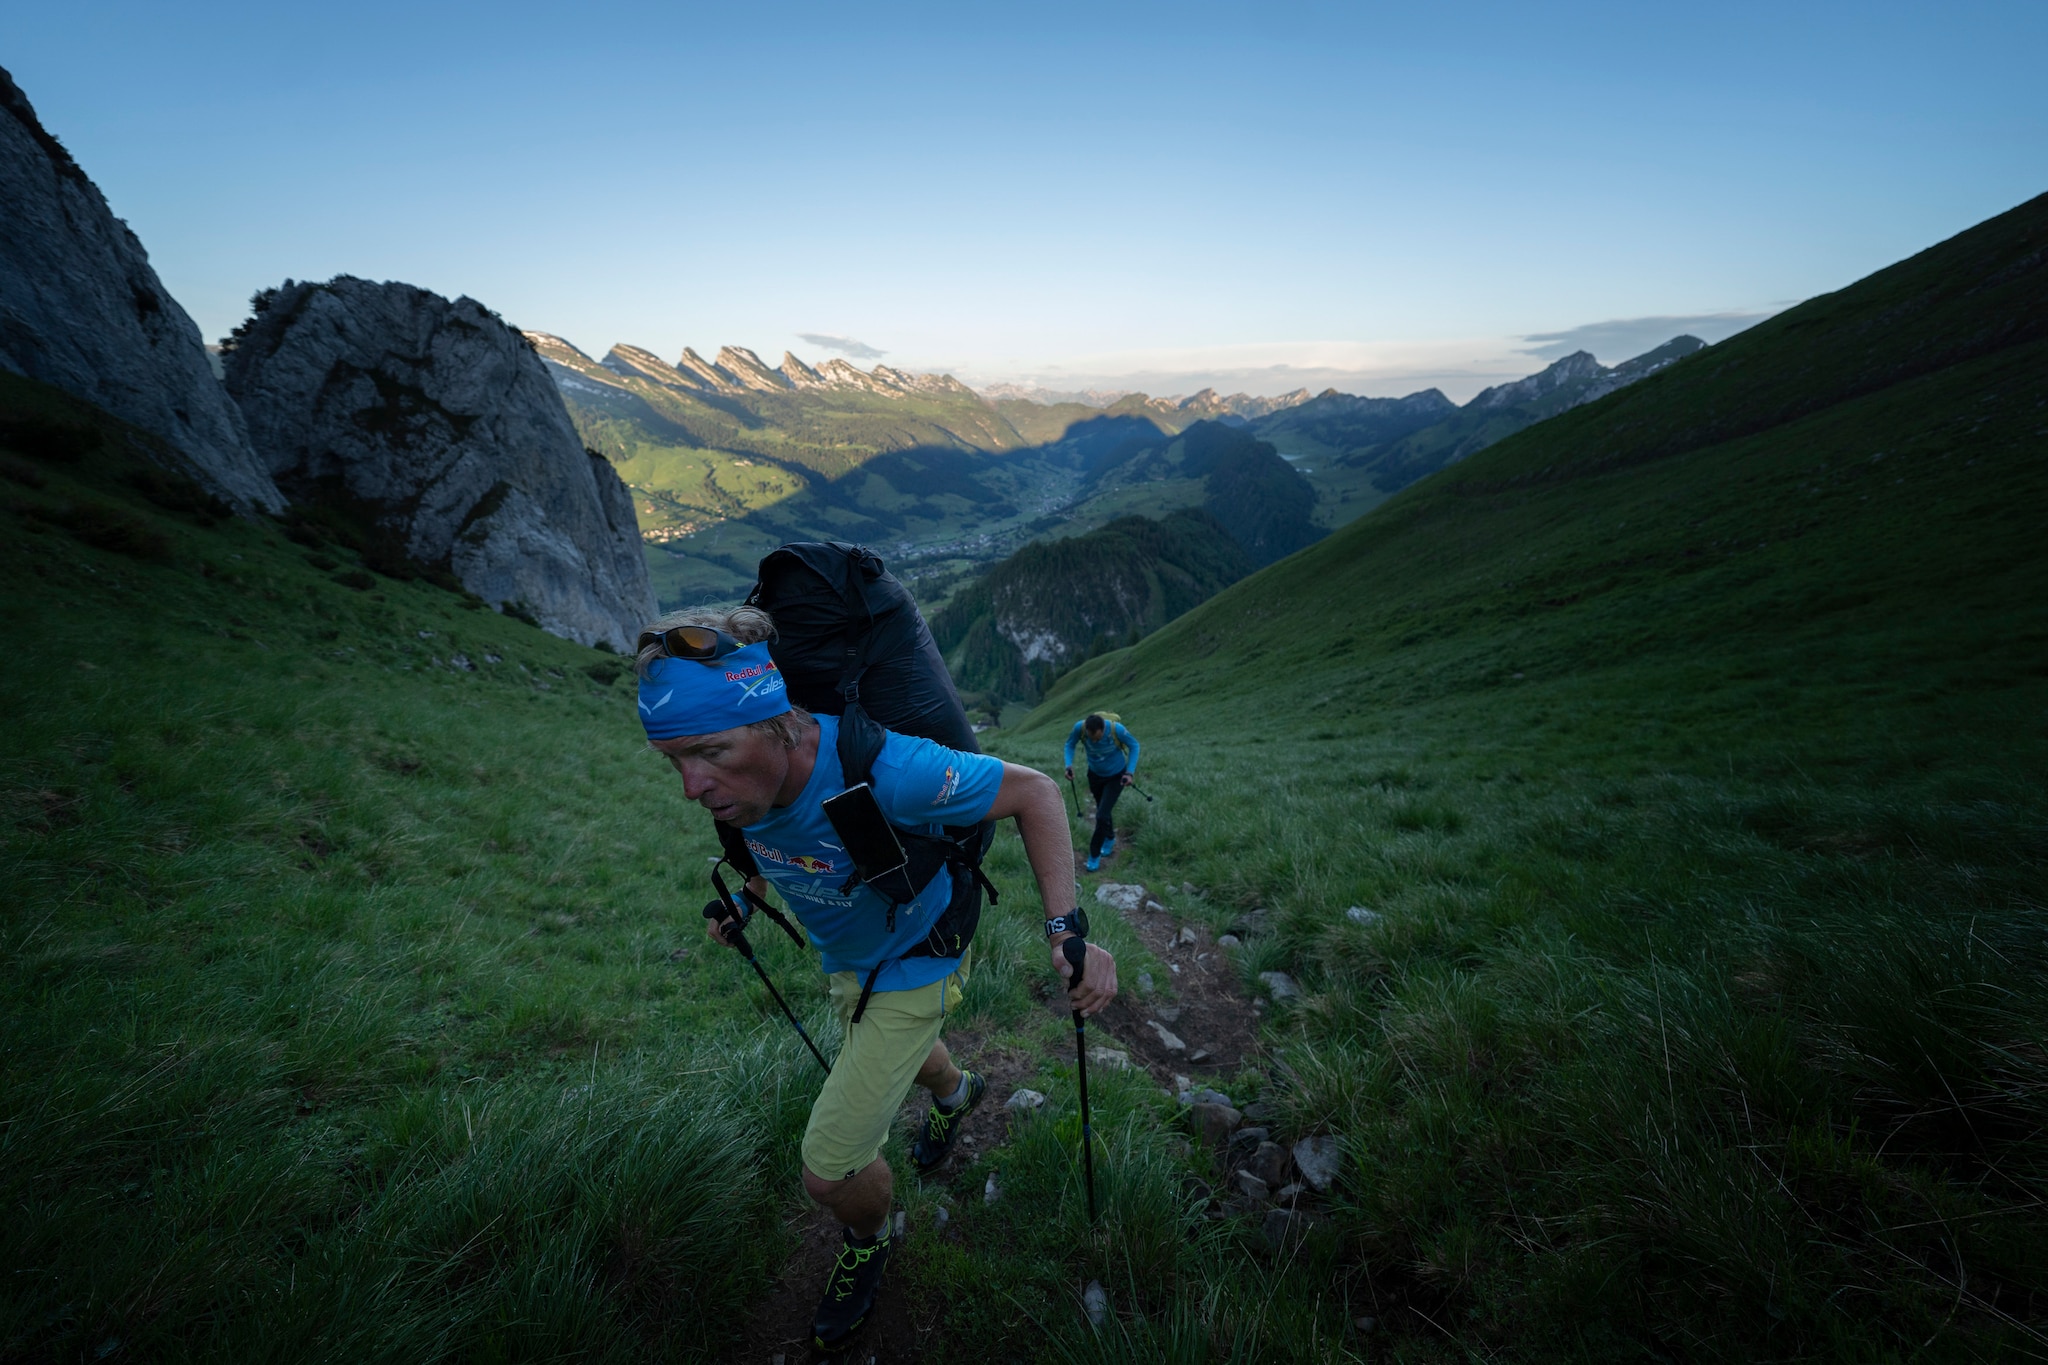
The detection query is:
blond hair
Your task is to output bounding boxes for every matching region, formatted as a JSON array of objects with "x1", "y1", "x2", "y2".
[{"x1": 636, "y1": 604, "x2": 812, "y2": 747}]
